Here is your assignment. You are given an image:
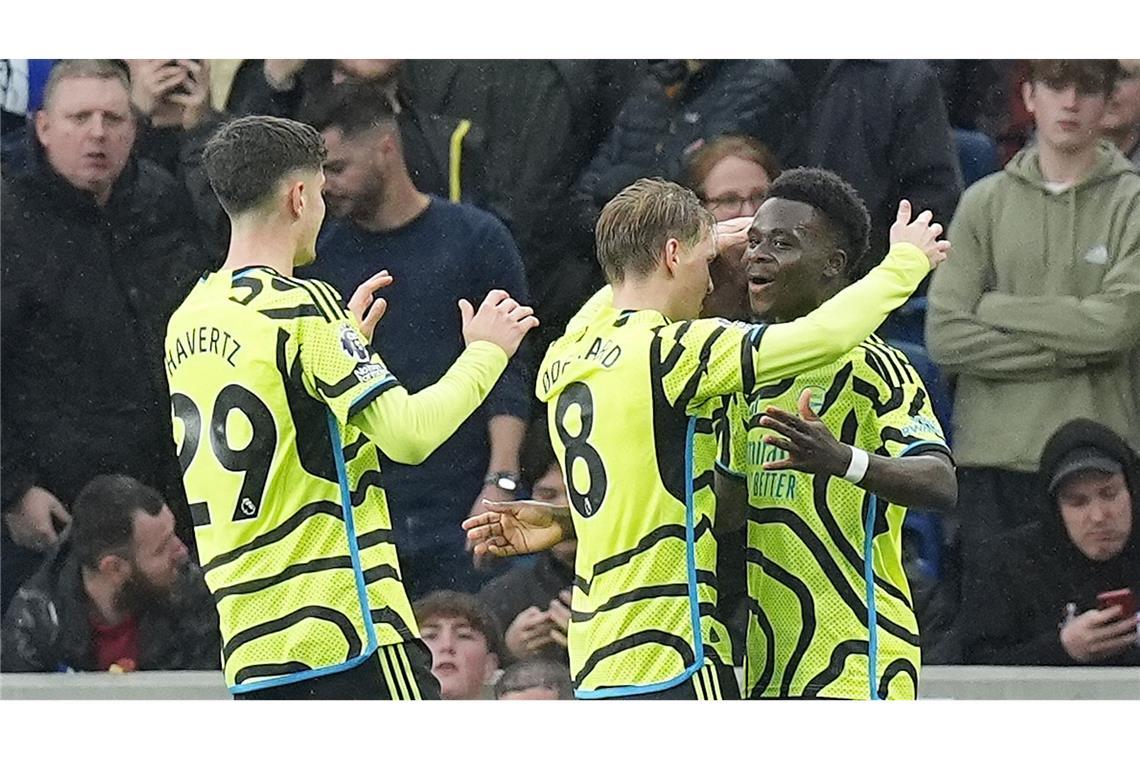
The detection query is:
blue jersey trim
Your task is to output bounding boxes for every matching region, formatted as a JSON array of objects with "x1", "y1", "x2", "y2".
[
  {"x1": 573, "y1": 416, "x2": 706, "y2": 701},
  {"x1": 328, "y1": 412, "x2": 378, "y2": 654},
  {"x1": 864, "y1": 494, "x2": 879, "y2": 700},
  {"x1": 683, "y1": 415, "x2": 705, "y2": 669},
  {"x1": 574, "y1": 659, "x2": 702, "y2": 699},
  {"x1": 228, "y1": 646, "x2": 377, "y2": 694},
  {"x1": 896, "y1": 439, "x2": 951, "y2": 458},
  {"x1": 347, "y1": 377, "x2": 399, "y2": 419}
]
